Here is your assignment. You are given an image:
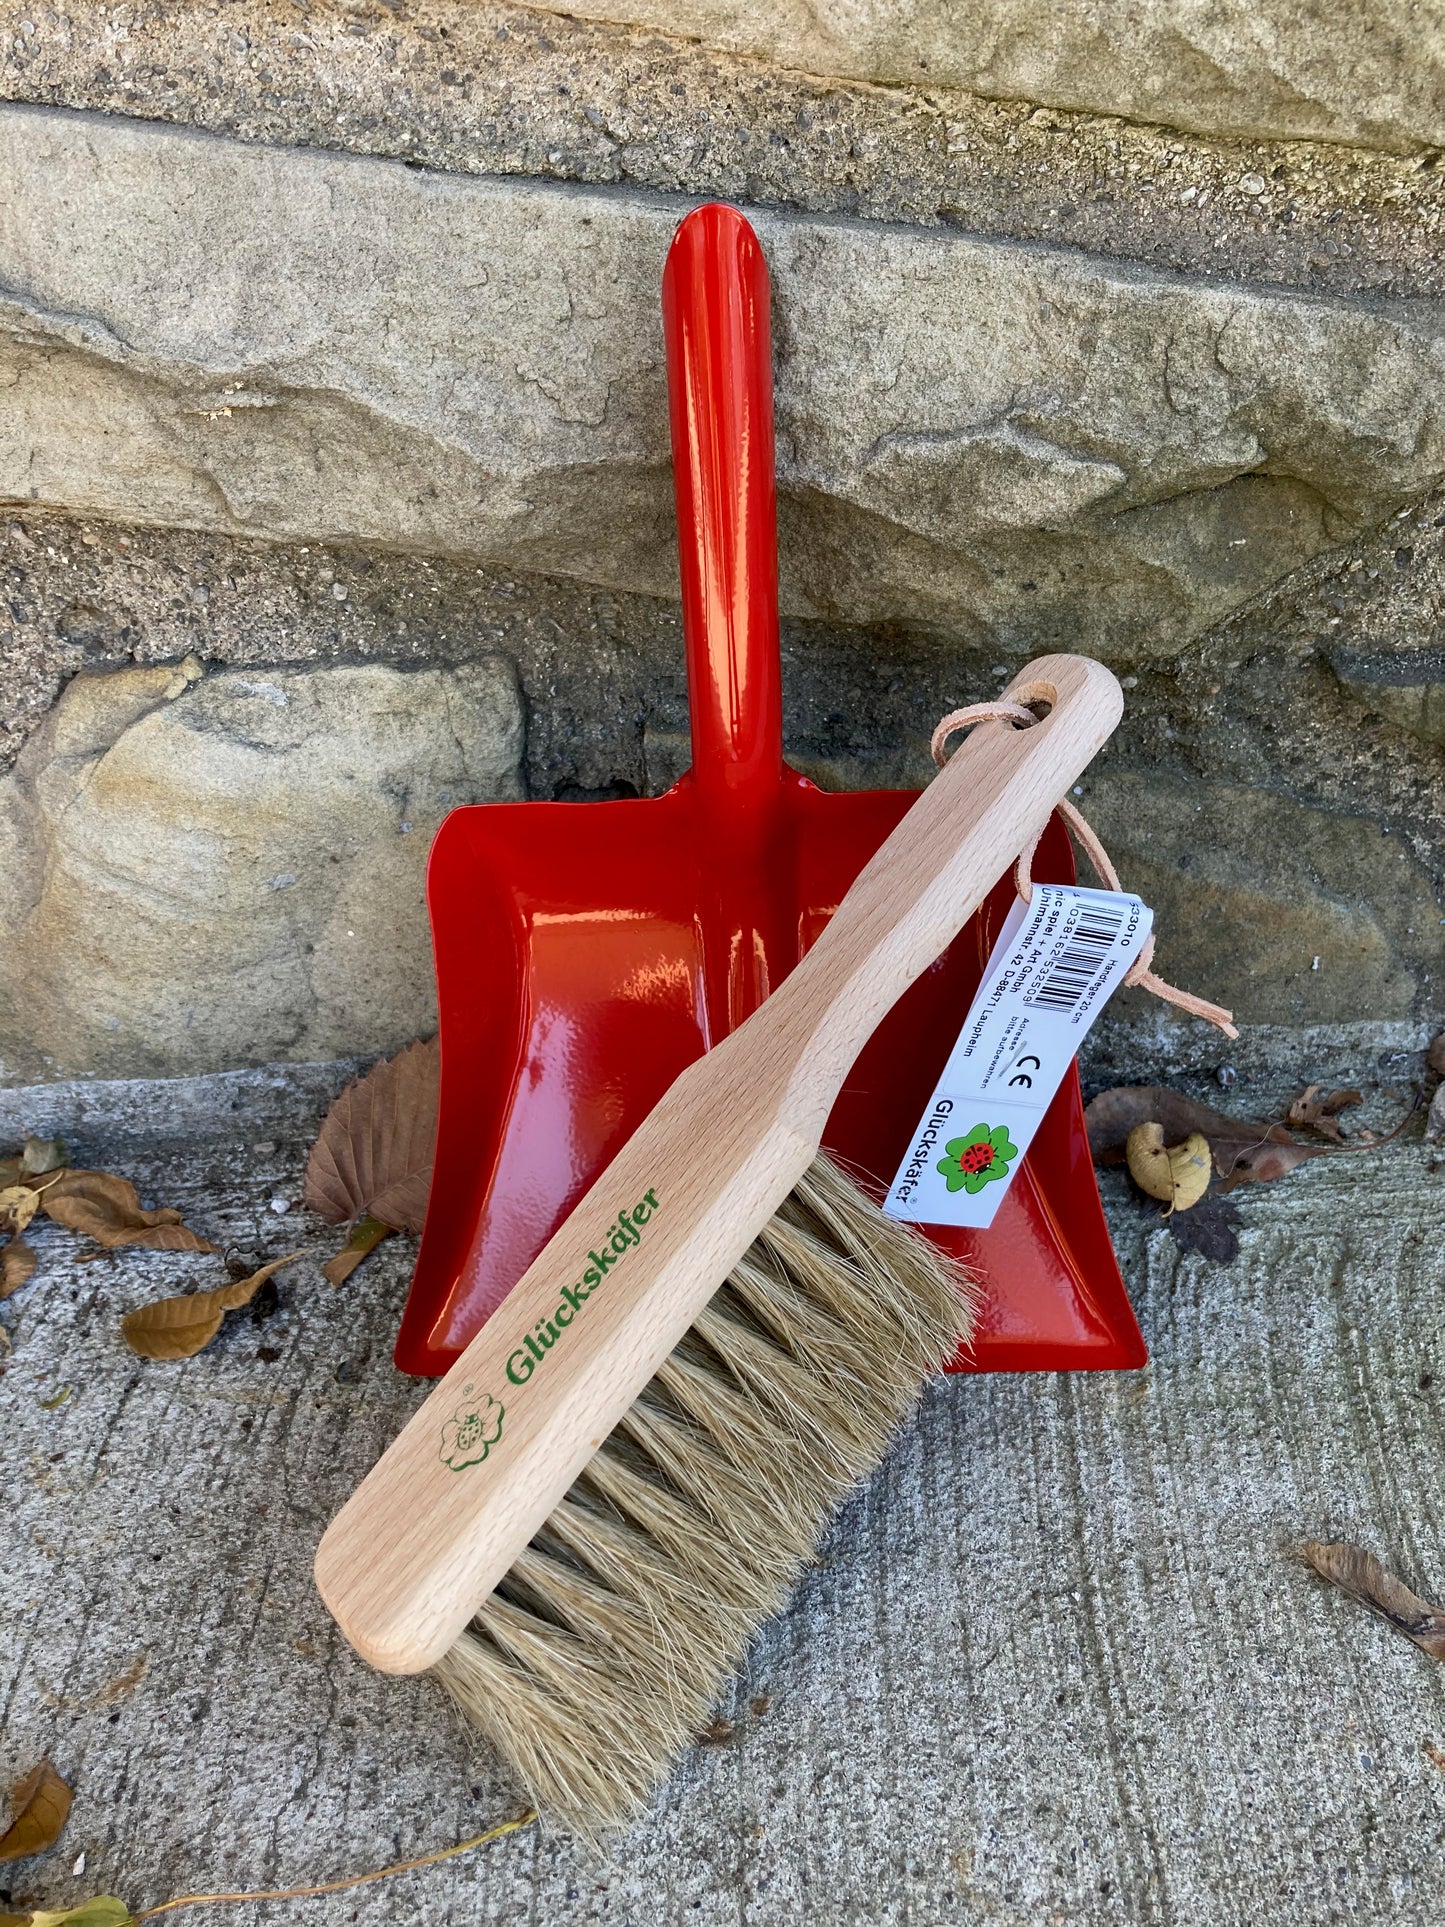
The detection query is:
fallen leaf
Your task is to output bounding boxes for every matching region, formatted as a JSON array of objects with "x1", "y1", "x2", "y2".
[
  {"x1": 0, "y1": 1760, "x2": 73, "y2": 1864},
  {"x1": 1218, "y1": 1136, "x2": 1327, "y2": 1191},
  {"x1": 1085, "y1": 1084, "x2": 1413, "y2": 1193},
  {"x1": 1301, "y1": 1541, "x2": 1445, "y2": 1660},
  {"x1": 40, "y1": 1173, "x2": 215, "y2": 1253},
  {"x1": 1125, "y1": 1124, "x2": 1211, "y2": 1214},
  {"x1": 1086, "y1": 1086, "x2": 1294, "y2": 1179},
  {"x1": 26, "y1": 1902, "x2": 134, "y2": 1927},
  {"x1": 121, "y1": 1251, "x2": 303, "y2": 1360},
  {"x1": 1286, "y1": 1084, "x2": 1365, "y2": 1142},
  {"x1": 20, "y1": 1136, "x2": 66, "y2": 1177},
  {"x1": 0, "y1": 1186, "x2": 41, "y2": 1234},
  {"x1": 321, "y1": 1214, "x2": 392, "y2": 1287},
  {"x1": 2, "y1": 1239, "x2": 37, "y2": 1298},
  {"x1": 1428, "y1": 1032, "x2": 1445, "y2": 1080},
  {"x1": 304, "y1": 1039, "x2": 439, "y2": 1235},
  {"x1": 1167, "y1": 1194, "x2": 1241, "y2": 1263},
  {"x1": 39, "y1": 1386, "x2": 72, "y2": 1411}
]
